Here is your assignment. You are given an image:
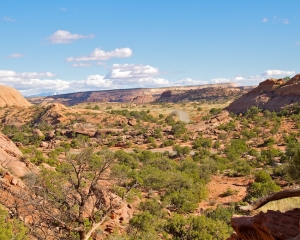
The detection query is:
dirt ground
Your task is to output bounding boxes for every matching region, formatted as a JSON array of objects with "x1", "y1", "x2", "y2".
[{"x1": 198, "y1": 175, "x2": 253, "y2": 210}]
